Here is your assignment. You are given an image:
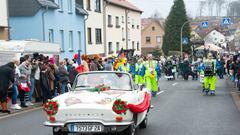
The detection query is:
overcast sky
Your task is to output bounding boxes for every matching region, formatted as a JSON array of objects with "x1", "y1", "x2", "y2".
[
  {"x1": 128, "y1": 0, "x2": 200, "y2": 18},
  {"x1": 128, "y1": 0, "x2": 232, "y2": 18}
]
